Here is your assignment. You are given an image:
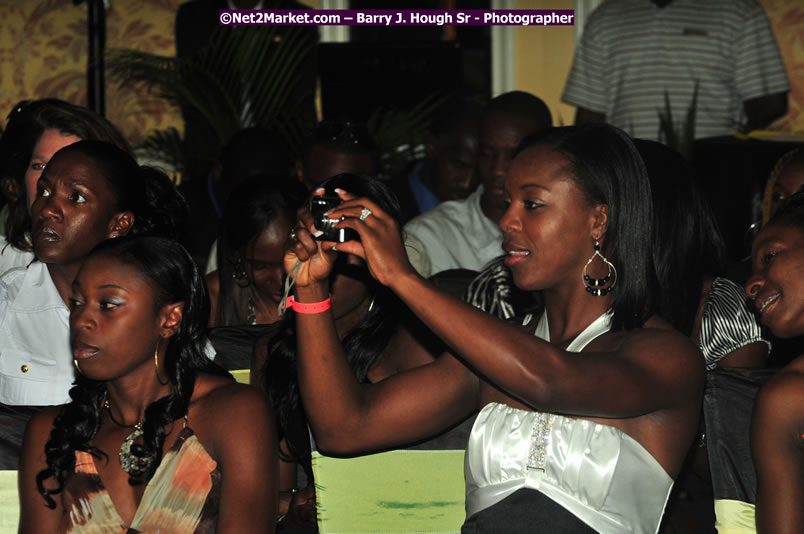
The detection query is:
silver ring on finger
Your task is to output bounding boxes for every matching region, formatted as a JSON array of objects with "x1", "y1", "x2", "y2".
[{"x1": 359, "y1": 207, "x2": 372, "y2": 221}]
